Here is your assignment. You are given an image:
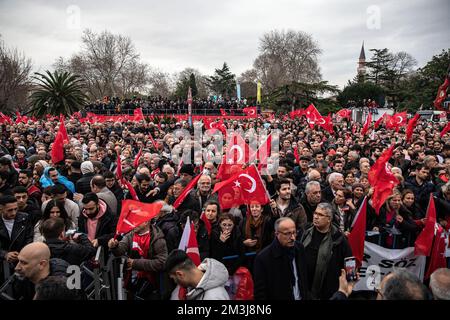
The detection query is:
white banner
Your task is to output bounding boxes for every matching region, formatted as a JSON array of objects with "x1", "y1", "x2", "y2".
[{"x1": 353, "y1": 241, "x2": 426, "y2": 291}]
